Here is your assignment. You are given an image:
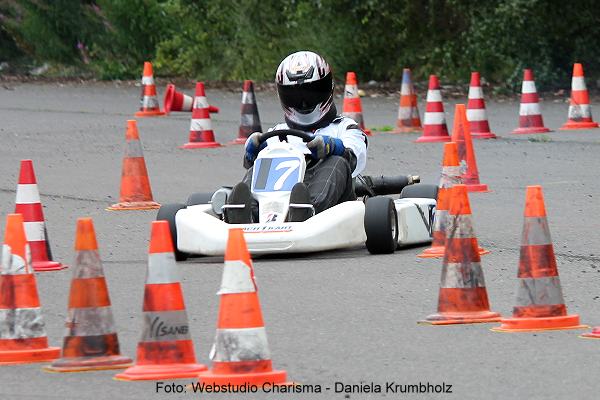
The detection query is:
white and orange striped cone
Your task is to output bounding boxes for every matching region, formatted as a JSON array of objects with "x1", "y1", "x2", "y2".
[
  {"x1": 512, "y1": 69, "x2": 552, "y2": 134},
  {"x1": 231, "y1": 80, "x2": 263, "y2": 145},
  {"x1": 560, "y1": 63, "x2": 599, "y2": 130},
  {"x1": 163, "y1": 84, "x2": 220, "y2": 115},
  {"x1": 467, "y1": 72, "x2": 497, "y2": 139},
  {"x1": 135, "y1": 62, "x2": 165, "y2": 117},
  {"x1": 392, "y1": 68, "x2": 422, "y2": 133},
  {"x1": 14, "y1": 160, "x2": 65, "y2": 272},
  {"x1": 0, "y1": 214, "x2": 60, "y2": 364},
  {"x1": 342, "y1": 72, "x2": 371, "y2": 135},
  {"x1": 44, "y1": 218, "x2": 132, "y2": 372},
  {"x1": 415, "y1": 75, "x2": 450, "y2": 143},
  {"x1": 181, "y1": 82, "x2": 222, "y2": 149},
  {"x1": 115, "y1": 221, "x2": 207, "y2": 380},
  {"x1": 197, "y1": 229, "x2": 291, "y2": 388}
]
